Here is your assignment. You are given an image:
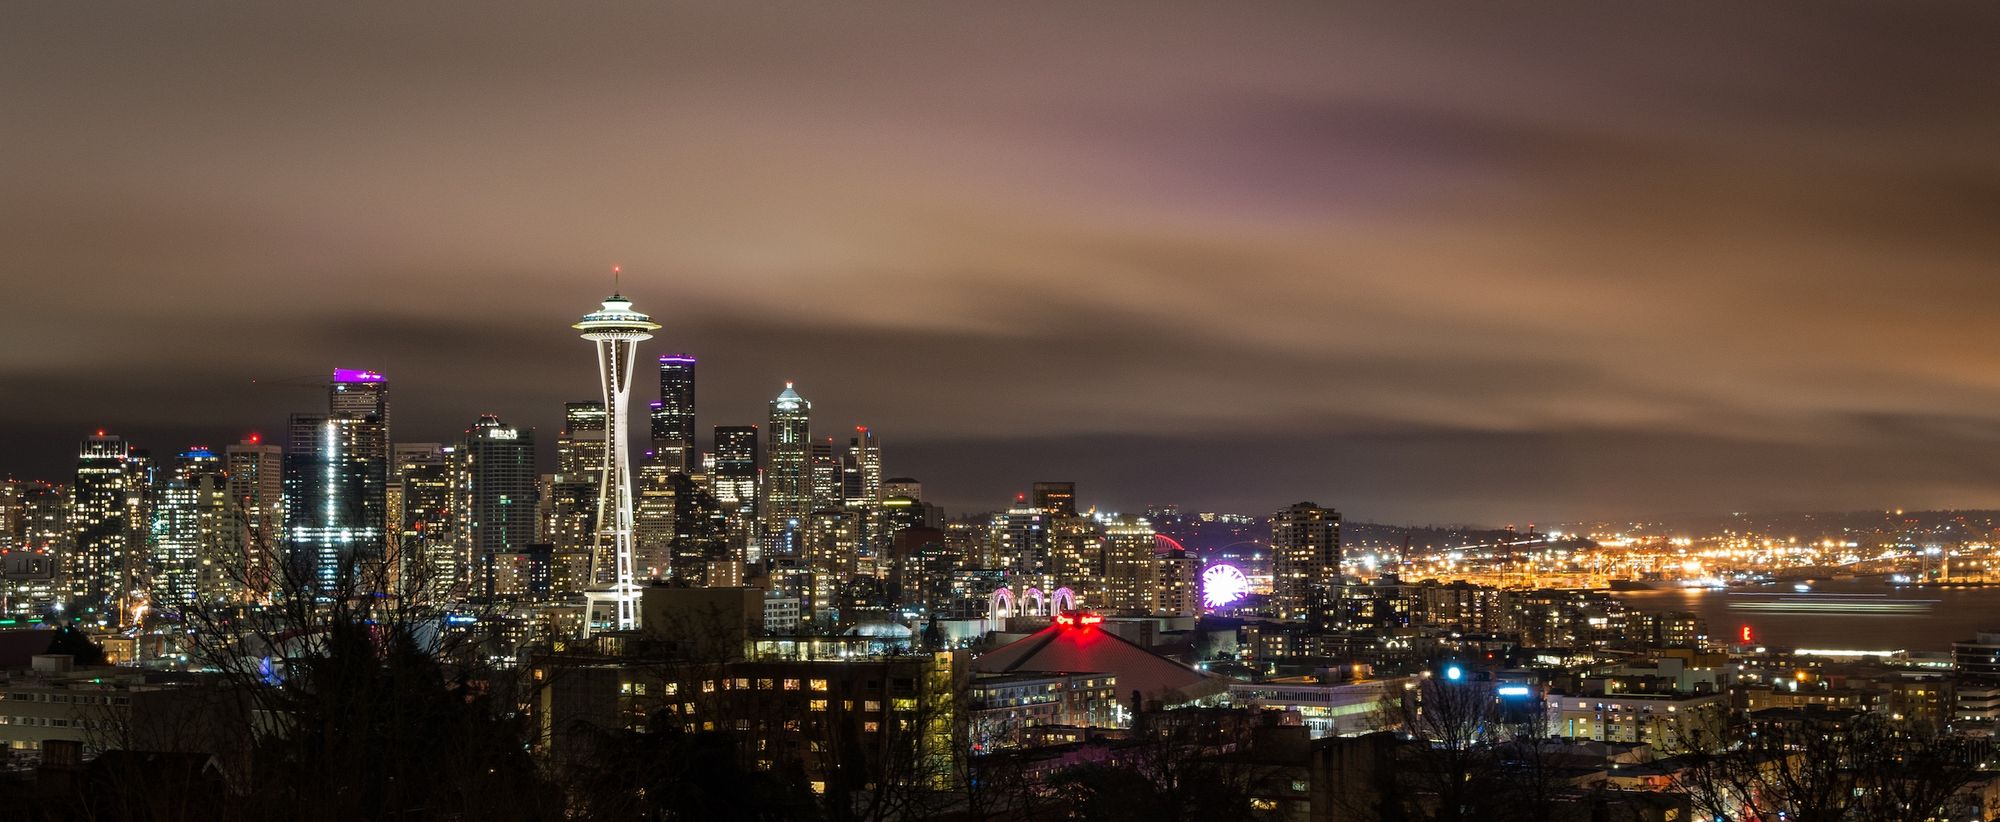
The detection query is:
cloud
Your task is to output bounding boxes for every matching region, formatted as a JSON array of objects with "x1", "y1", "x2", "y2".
[{"x1": 4, "y1": 2, "x2": 2000, "y2": 521}]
